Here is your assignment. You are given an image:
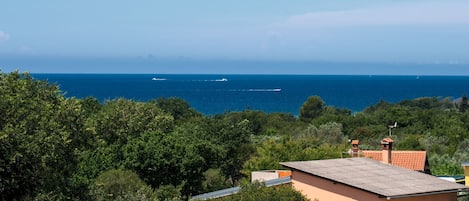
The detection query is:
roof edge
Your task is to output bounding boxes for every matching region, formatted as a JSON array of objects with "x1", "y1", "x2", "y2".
[
  {"x1": 386, "y1": 188, "x2": 469, "y2": 200},
  {"x1": 280, "y1": 162, "x2": 390, "y2": 198},
  {"x1": 280, "y1": 159, "x2": 469, "y2": 198}
]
